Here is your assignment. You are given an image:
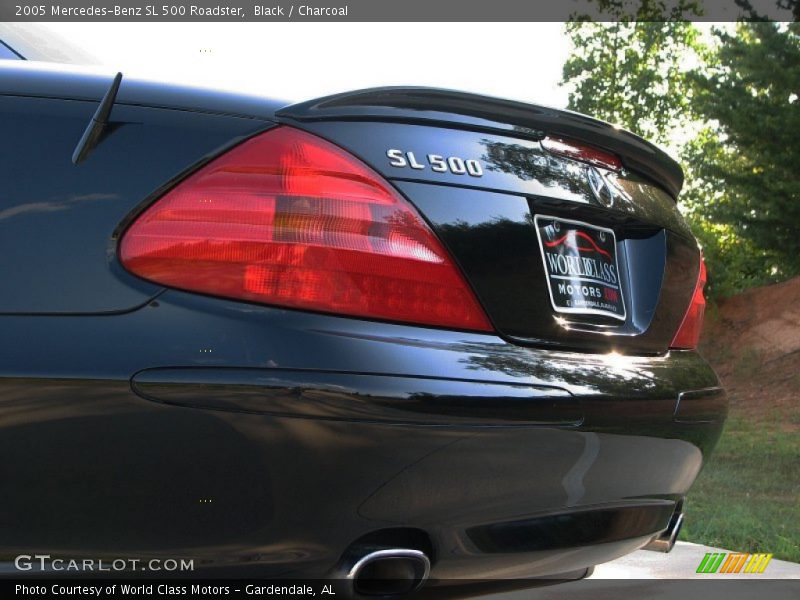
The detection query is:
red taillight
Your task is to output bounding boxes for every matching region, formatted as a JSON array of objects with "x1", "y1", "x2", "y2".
[
  {"x1": 119, "y1": 126, "x2": 492, "y2": 332},
  {"x1": 541, "y1": 136, "x2": 622, "y2": 171},
  {"x1": 670, "y1": 257, "x2": 707, "y2": 349}
]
